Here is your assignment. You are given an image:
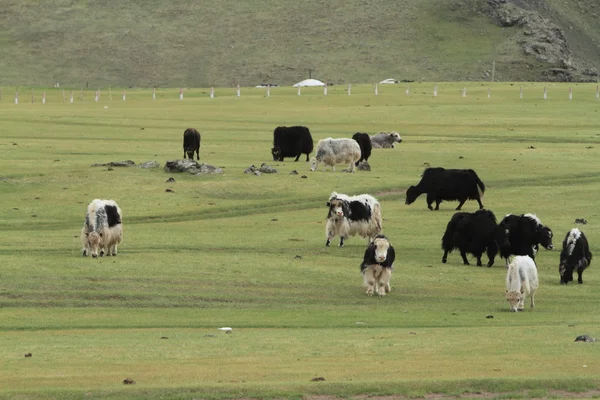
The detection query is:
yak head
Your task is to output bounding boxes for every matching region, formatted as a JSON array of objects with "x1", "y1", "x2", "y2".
[
  {"x1": 327, "y1": 198, "x2": 350, "y2": 220},
  {"x1": 539, "y1": 226, "x2": 554, "y2": 250},
  {"x1": 506, "y1": 290, "x2": 523, "y2": 312},
  {"x1": 85, "y1": 231, "x2": 104, "y2": 258},
  {"x1": 372, "y1": 236, "x2": 391, "y2": 263},
  {"x1": 271, "y1": 147, "x2": 281, "y2": 161},
  {"x1": 404, "y1": 186, "x2": 420, "y2": 205},
  {"x1": 389, "y1": 132, "x2": 403, "y2": 147}
]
